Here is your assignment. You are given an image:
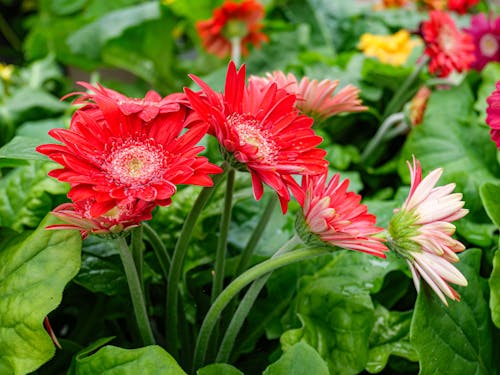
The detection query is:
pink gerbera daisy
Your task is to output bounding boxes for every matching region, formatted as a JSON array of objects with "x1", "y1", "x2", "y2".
[
  {"x1": 421, "y1": 10, "x2": 475, "y2": 77},
  {"x1": 388, "y1": 157, "x2": 468, "y2": 305},
  {"x1": 185, "y1": 62, "x2": 328, "y2": 212},
  {"x1": 295, "y1": 170, "x2": 388, "y2": 257},
  {"x1": 464, "y1": 13, "x2": 500, "y2": 71},
  {"x1": 486, "y1": 81, "x2": 500, "y2": 148},
  {"x1": 250, "y1": 71, "x2": 367, "y2": 122},
  {"x1": 37, "y1": 83, "x2": 222, "y2": 219}
]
